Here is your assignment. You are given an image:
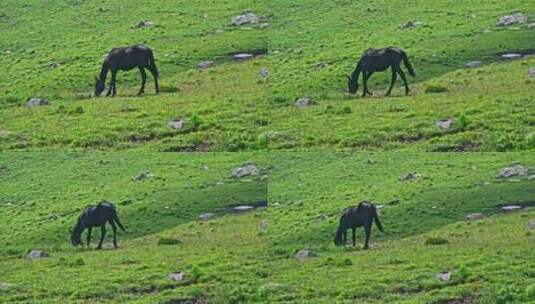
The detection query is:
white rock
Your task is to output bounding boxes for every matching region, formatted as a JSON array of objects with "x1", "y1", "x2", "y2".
[
  {"x1": 465, "y1": 213, "x2": 484, "y2": 221},
  {"x1": 168, "y1": 118, "x2": 184, "y2": 130},
  {"x1": 399, "y1": 172, "x2": 422, "y2": 181},
  {"x1": 197, "y1": 60, "x2": 214, "y2": 69},
  {"x1": 259, "y1": 67, "x2": 269, "y2": 77},
  {"x1": 132, "y1": 172, "x2": 154, "y2": 181},
  {"x1": 497, "y1": 165, "x2": 527, "y2": 178},
  {"x1": 497, "y1": 13, "x2": 527, "y2": 26},
  {"x1": 233, "y1": 205, "x2": 255, "y2": 213},
  {"x1": 168, "y1": 272, "x2": 184, "y2": 281},
  {"x1": 260, "y1": 220, "x2": 268, "y2": 231},
  {"x1": 230, "y1": 164, "x2": 258, "y2": 178},
  {"x1": 26, "y1": 250, "x2": 49, "y2": 259},
  {"x1": 233, "y1": 53, "x2": 254, "y2": 61},
  {"x1": 436, "y1": 119, "x2": 453, "y2": 130},
  {"x1": 501, "y1": 53, "x2": 522, "y2": 60},
  {"x1": 437, "y1": 272, "x2": 451, "y2": 282},
  {"x1": 198, "y1": 213, "x2": 215, "y2": 221},
  {"x1": 295, "y1": 250, "x2": 315, "y2": 261},
  {"x1": 294, "y1": 98, "x2": 313, "y2": 109},
  {"x1": 134, "y1": 20, "x2": 154, "y2": 28},
  {"x1": 464, "y1": 61, "x2": 482, "y2": 68},
  {"x1": 528, "y1": 67, "x2": 535, "y2": 78},
  {"x1": 502, "y1": 205, "x2": 522, "y2": 212},
  {"x1": 231, "y1": 12, "x2": 259, "y2": 26},
  {"x1": 27, "y1": 98, "x2": 49, "y2": 108}
]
